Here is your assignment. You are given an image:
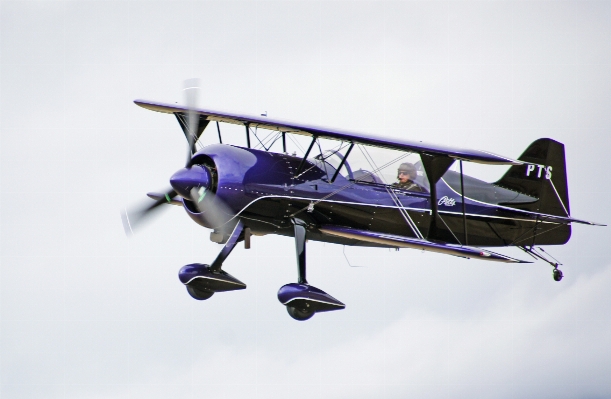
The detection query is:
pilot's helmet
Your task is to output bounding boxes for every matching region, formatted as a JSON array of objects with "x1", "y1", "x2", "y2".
[{"x1": 397, "y1": 162, "x2": 416, "y2": 178}]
